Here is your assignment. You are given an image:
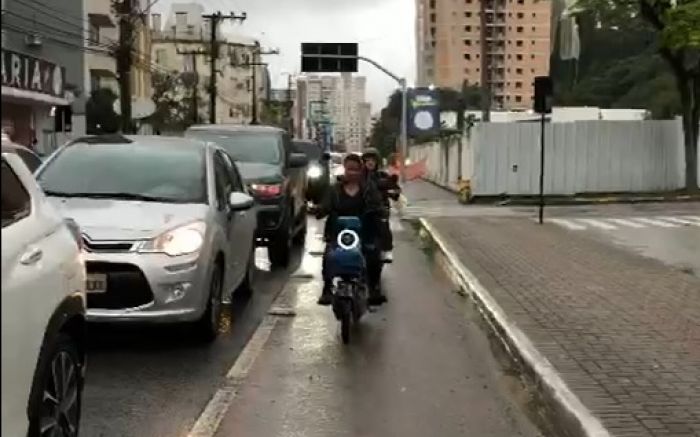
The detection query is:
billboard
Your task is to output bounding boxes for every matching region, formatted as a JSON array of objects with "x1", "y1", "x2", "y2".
[{"x1": 408, "y1": 88, "x2": 440, "y2": 138}]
